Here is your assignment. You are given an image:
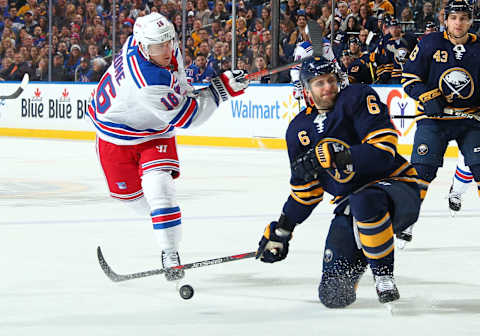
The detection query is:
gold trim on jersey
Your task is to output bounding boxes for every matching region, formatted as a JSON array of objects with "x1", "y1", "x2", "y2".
[
  {"x1": 290, "y1": 180, "x2": 324, "y2": 205},
  {"x1": 419, "y1": 88, "x2": 442, "y2": 103},
  {"x1": 401, "y1": 73, "x2": 422, "y2": 89},
  {"x1": 290, "y1": 190, "x2": 323, "y2": 205}
]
